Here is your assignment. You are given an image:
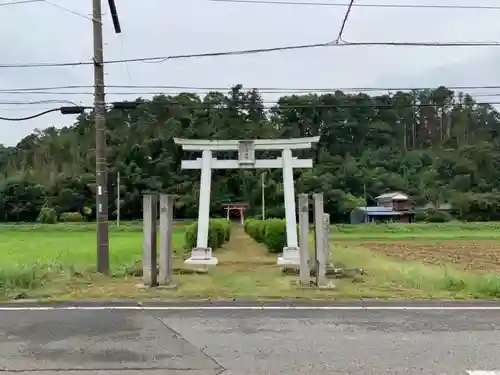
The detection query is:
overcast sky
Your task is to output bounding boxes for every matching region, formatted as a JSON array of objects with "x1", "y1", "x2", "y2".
[{"x1": 1, "y1": 0, "x2": 500, "y2": 145}]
